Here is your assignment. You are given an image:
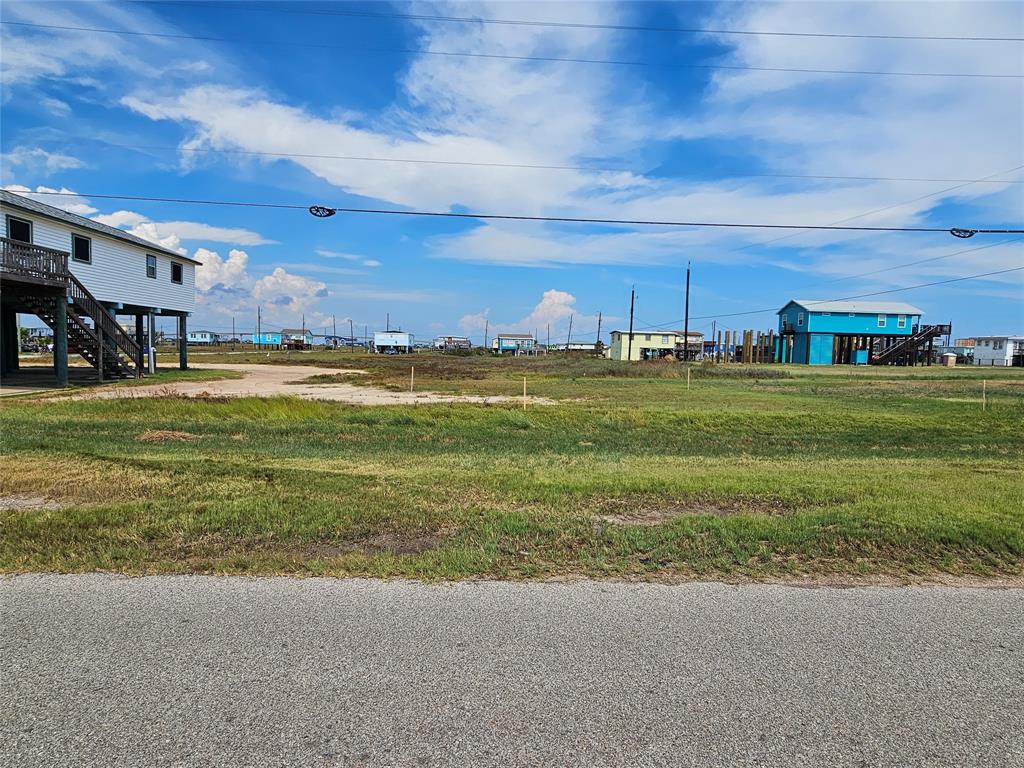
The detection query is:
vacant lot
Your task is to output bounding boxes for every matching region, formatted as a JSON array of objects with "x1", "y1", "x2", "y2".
[{"x1": 1, "y1": 354, "x2": 1021, "y2": 581}]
